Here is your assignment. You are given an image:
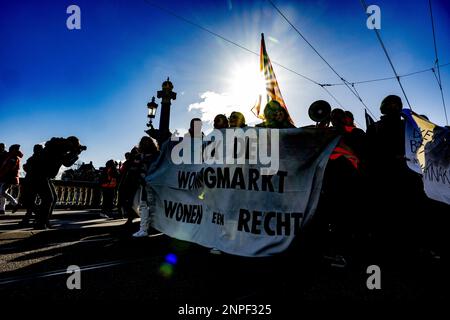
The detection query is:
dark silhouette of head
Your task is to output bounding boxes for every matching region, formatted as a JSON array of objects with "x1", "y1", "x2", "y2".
[
  {"x1": 380, "y1": 95, "x2": 403, "y2": 116},
  {"x1": 138, "y1": 136, "x2": 159, "y2": 154},
  {"x1": 131, "y1": 146, "x2": 139, "y2": 154},
  {"x1": 214, "y1": 114, "x2": 229, "y2": 129},
  {"x1": 33, "y1": 144, "x2": 44, "y2": 154},
  {"x1": 263, "y1": 100, "x2": 292, "y2": 128},
  {"x1": 189, "y1": 118, "x2": 202, "y2": 137},
  {"x1": 105, "y1": 159, "x2": 116, "y2": 168},
  {"x1": 228, "y1": 112, "x2": 246, "y2": 128},
  {"x1": 331, "y1": 108, "x2": 346, "y2": 128},
  {"x1": 344, "y1": 111, "x2": 354, "y2": 126},
  {"x1": 9, "y1": 144, "x2": 20, "y2": 153},
  {"x1": 66, "y1": 136, "x2": 81, "y2": 147}
]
